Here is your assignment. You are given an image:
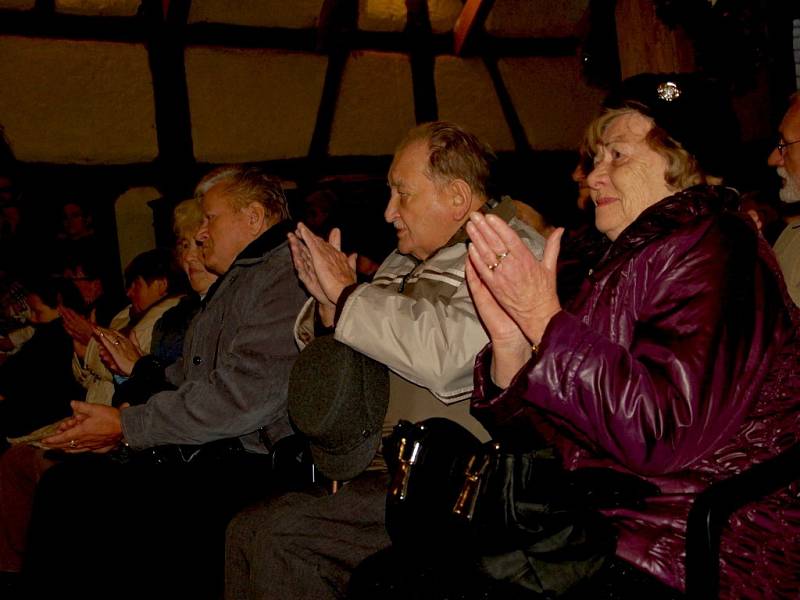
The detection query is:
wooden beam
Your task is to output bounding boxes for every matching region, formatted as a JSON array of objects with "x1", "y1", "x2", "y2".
[
  {"x1": 483, "y1": 36, "x2": 579, "y2": 57},
  {"x1": 453, "y1": 0, "x2": 495, "y2": 56},
  {"x1": 306, "y1": 49, "x2": 349, "y2": 183},
  {"x1": 34, "y1": 0, "x2": 54, "y2": 13},
  {"x1": 0, "y1": 10, "x2": 148, "y2": 42},
  {"x1": 615, "y1": 0, "x2": 695, "y2": 78},
  {"x1": 406, "y1": 0, "x2": 437, "y2": 123},
  {"x1": 305, "y1": 0, "x2": 358, "y2": 185},
  {"x1": 143, "y1": 0, "x2": 196, "y2": 205},
  {"x1": 185, "y1": 23, "x2": 318, "y2": 51},
  {"x1": 0, "y1": 10, "x2": 575, "y2": 58},
  {"x1": 482, "y1": 55, "x2": 531, "y2": 153},
  {"x1": 316, "y1": 0, "x2": 357, "y2": 52}
]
